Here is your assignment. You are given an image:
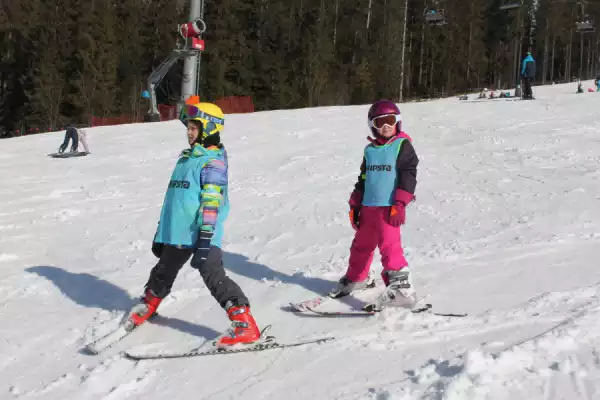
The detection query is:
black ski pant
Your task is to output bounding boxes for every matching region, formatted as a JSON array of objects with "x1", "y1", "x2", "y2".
[
  {"x1": 144, "y1": 244, "x2": 249, "y2": 309},
  {"x1": 523, "y1": 78, "x2": 533, "y2": 99},
  {"x1": 59, "y1": 128, "x2": 79, "y2": 152}
]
